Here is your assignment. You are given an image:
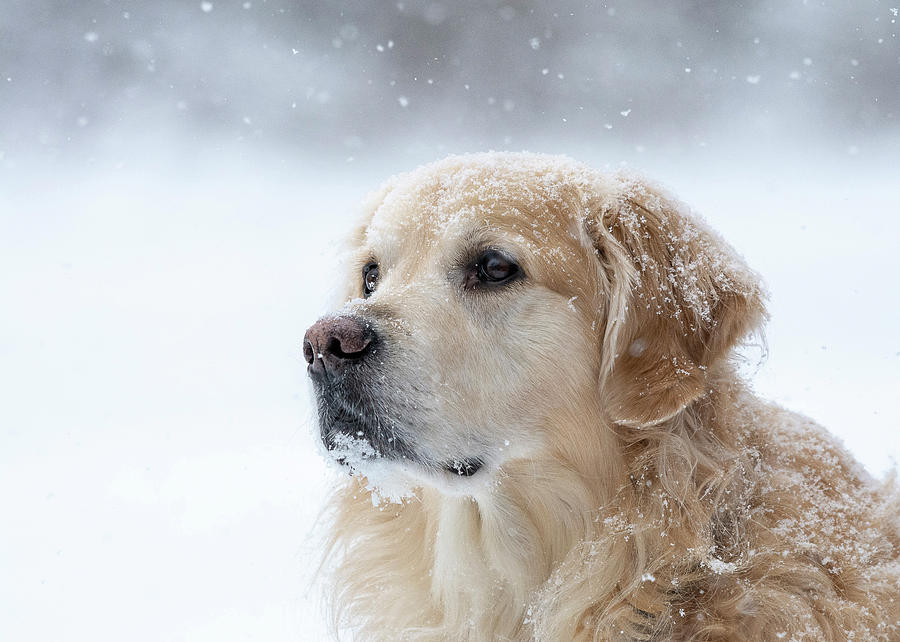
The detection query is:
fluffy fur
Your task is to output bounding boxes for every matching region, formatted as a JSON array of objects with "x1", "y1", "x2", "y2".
[{"x1": 311, "y1": 153, "x2": 899, "y2": 641}]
